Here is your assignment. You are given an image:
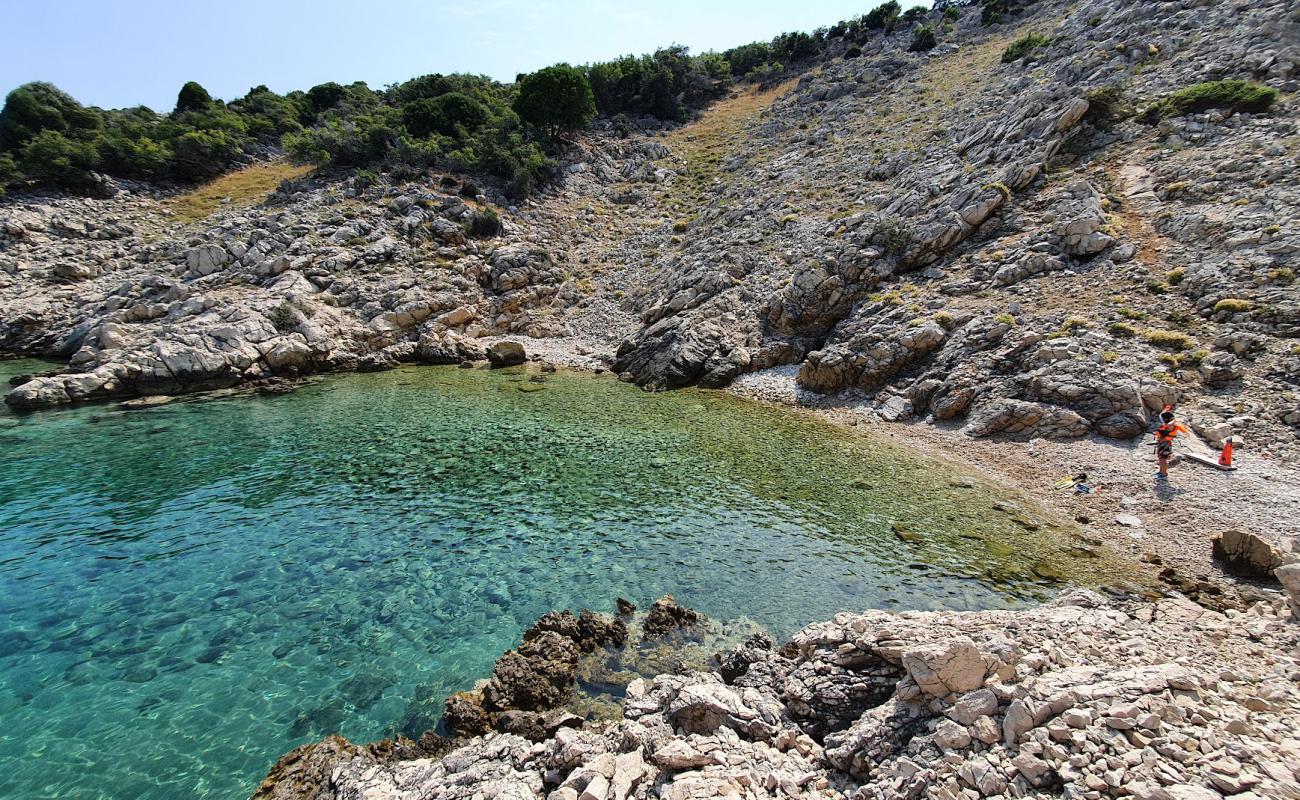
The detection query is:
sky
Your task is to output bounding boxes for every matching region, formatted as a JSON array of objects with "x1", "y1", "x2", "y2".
[{"x1": 0, "y1": 1, "x2": 904, "y2": 111}]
